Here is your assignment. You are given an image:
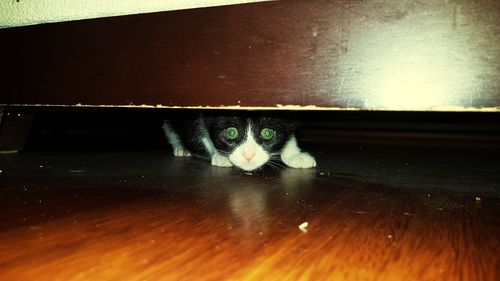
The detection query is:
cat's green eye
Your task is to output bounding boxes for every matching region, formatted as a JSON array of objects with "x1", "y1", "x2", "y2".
[
  {"x1": 261, "y1": 128, "x2": 275, "y2": 140},
  {"x1": 224, "y1": 127, "x2": 239, "y2": 140}
]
